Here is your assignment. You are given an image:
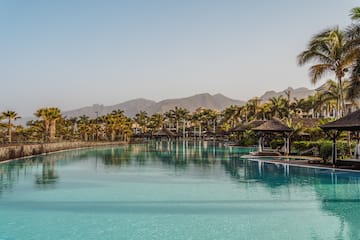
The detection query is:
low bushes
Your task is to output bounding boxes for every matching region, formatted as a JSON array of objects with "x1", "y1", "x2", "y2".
[{"x1": 292, "y1": 140, "x2": 353, "y2": 160}]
